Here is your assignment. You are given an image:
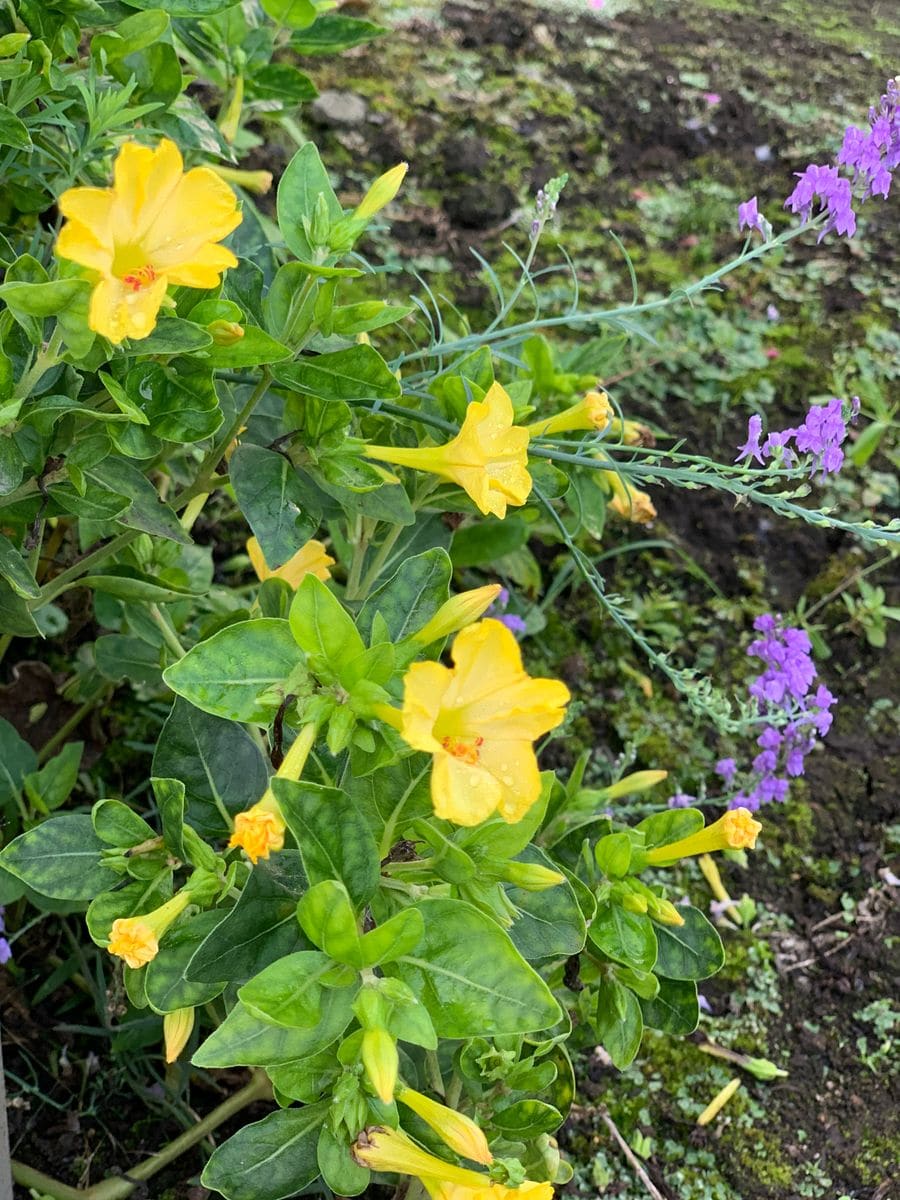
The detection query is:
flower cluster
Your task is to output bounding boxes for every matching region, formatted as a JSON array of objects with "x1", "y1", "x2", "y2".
[
  {"x1": 0, "y1": 906, "x2": 11, "y2": 966},
  {"x1": 837, "y1": 77, "x2": 900, "y2": 201},
  {"x1": 736, "y1": 396, "x2": 859, "y2": 479},
  {"x1": 784, "y1": 164, "x2": 856, "y2": 239},
  {"x1": 722, "y1": 614, "x2": 836, "y2": 811}
]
